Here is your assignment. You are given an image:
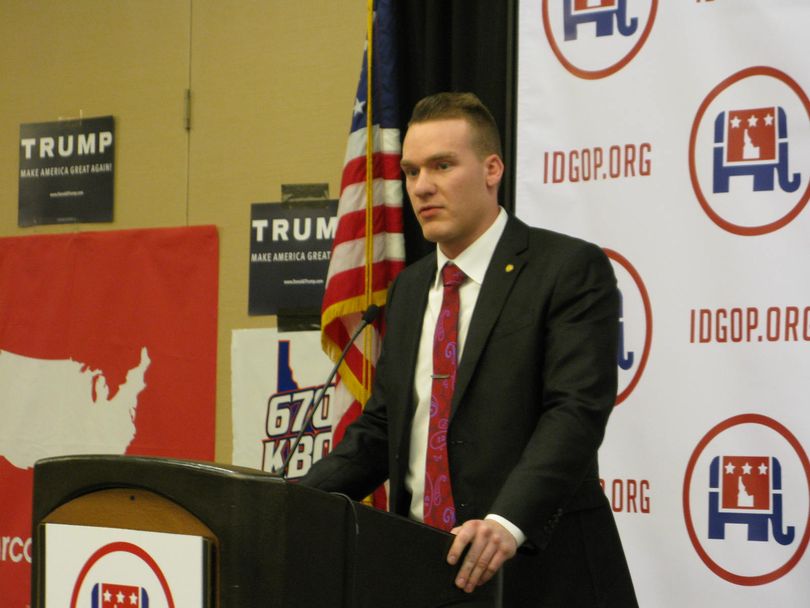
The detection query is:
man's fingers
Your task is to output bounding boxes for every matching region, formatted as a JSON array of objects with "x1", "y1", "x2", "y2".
[
  {"x1": 462, "y1": 534, "x2": 499, "y2": 591},
  {"x1": 447, "y1": 519, "x2": 518, "y2": 593},
  {"x1": 459, "y1": 525, "x2": 504, "y2": 592},
  {"x1": 447, "y1": 524, "x2": 474, "y2": 565},
  {"x1": 453, "y1": 521, "x2": 492, "y2": 590}
]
